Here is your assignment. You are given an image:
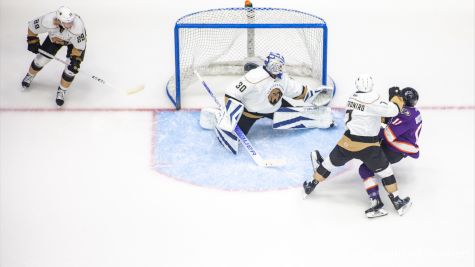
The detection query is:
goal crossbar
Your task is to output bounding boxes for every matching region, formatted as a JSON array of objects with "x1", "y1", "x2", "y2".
[{"x1": 167, "y1": 7, "x2": 329, "y2": 109}]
